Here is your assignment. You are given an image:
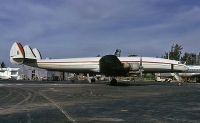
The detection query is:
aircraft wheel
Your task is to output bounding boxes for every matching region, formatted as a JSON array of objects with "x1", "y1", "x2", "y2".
[
  {"x1": 91, "y1": 78, "x2": 96, "y2": 83},
  {"x1": 110, "y1": 79, "x2": 117, "y2": 85},
  {"x1": 71, "y1": 80, "x2": 75, "y2": 83}
]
